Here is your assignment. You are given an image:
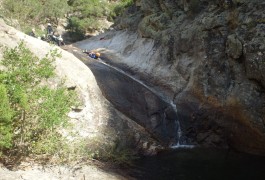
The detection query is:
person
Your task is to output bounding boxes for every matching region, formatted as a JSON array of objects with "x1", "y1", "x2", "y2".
[
  {"x1": 88, "y1": 52, "x2": 100, "y2": 59},
  {"x1": 29, "y1": 28, "x2": 36, "y2": 37},
  {"x1": 94, "y1": 52, "x2": 100, "y2": 58},
  {"x1": 57, "y1": 34, "x2": 65, "y2": 46},
  {"x1": 46, "y1": 23, "x2": 54, "y2": 43},
  {"x1": 47, "y1": 23, "x2": 53, "y2": 35},
  {"x1": 83, "y1": 50, "x2": 100, "y2": 59},
  {"x1": 53, "y1": 32, "x2": 64, "y2": 46}
]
